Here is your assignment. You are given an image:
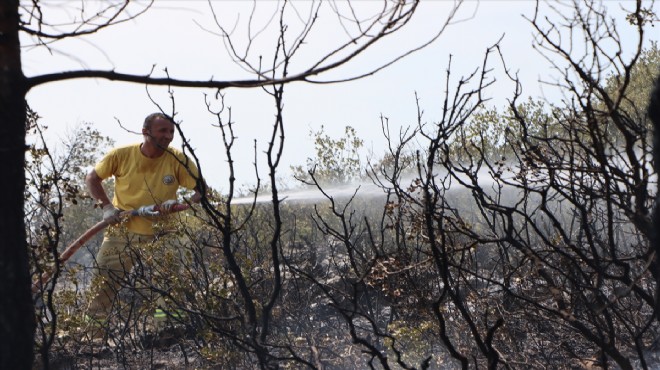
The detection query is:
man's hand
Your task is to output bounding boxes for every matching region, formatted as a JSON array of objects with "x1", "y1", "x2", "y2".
[
  {"x1": 159, "y1": 199, "x2": 178, "y2": 214},
  {"x1": 102, "y1": 204, "x2": 122, "y2": 224},
  {"x1": 136, "y1": 205, "x2": 160, "y2": 218}
]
